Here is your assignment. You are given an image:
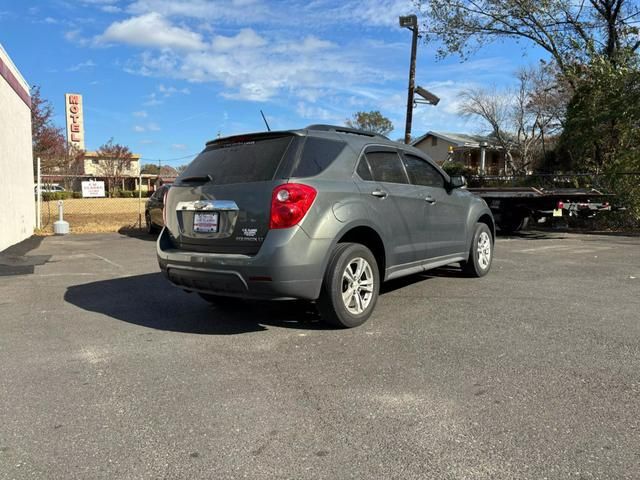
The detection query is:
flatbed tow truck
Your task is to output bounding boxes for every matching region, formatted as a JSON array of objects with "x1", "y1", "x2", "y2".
[{"x1": 467, "y1": 177, "x2": 614, "y2": 233}]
